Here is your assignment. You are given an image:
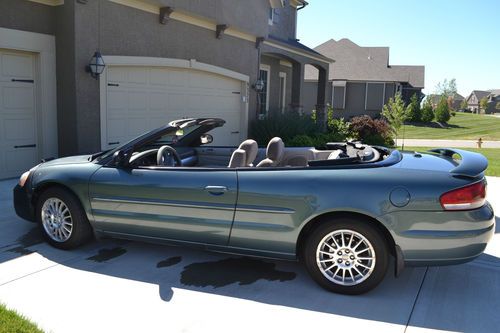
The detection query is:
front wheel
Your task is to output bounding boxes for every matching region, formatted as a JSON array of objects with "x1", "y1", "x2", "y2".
[
  {"x1": 303, "y1": 219, "x2": 389, "y2": 295},
  {"x1": 36, "y1": 187, "x2": 93, "y2": 249}
]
